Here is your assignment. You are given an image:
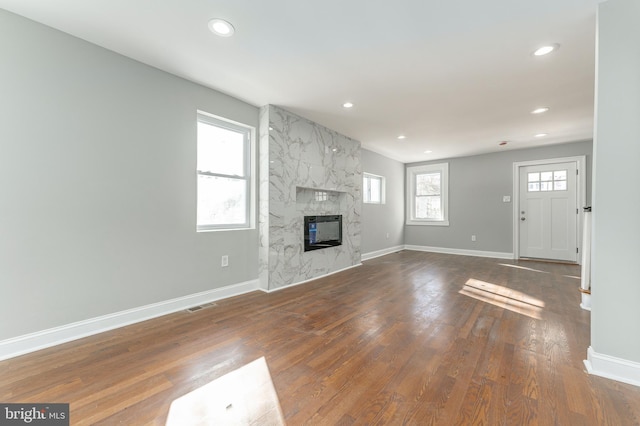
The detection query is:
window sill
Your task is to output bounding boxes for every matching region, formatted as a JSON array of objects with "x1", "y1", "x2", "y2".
[
  {"x1": 197, "y1": 226, "x2": 254, "y2": 233},
  {"x1": 405, "y1": 220, "x2": 449, "y2": 227}
]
